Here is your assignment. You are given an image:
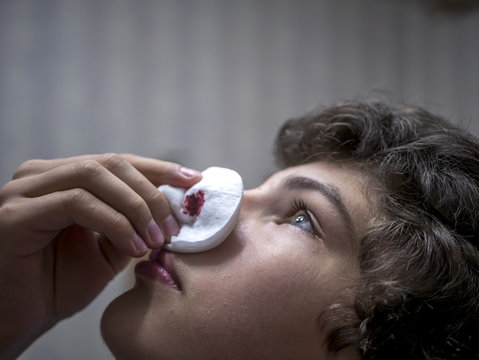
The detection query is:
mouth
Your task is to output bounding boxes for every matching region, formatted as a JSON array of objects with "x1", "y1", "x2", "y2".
[{"x1": 134, "y1": 249, "x2": 181, "y2": 291}]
